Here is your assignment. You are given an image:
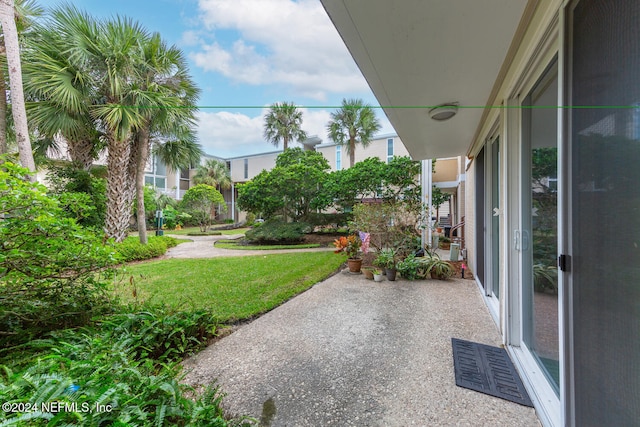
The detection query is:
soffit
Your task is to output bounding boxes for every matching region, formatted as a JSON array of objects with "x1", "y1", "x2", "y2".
[{"x1": 321, "y1": 0, "x2": 531, "y2": 160}]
